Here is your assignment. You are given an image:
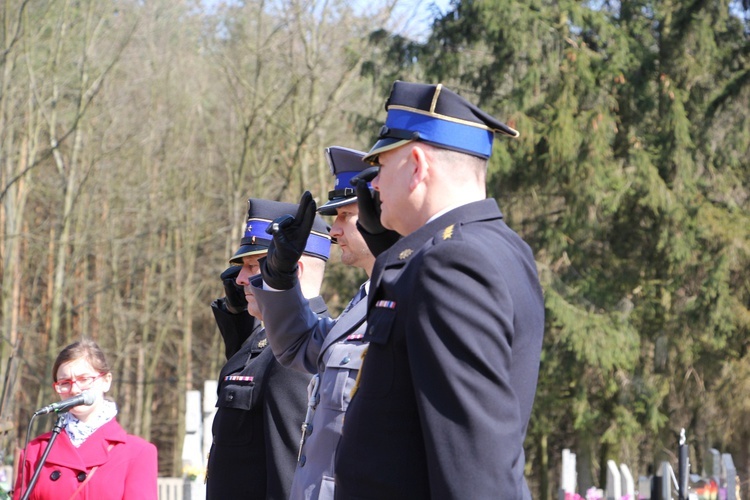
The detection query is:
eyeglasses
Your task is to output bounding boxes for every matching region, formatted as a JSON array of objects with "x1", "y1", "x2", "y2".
[{"x1": 53, "y1": 373, "x2": 105, "y2": 394}]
